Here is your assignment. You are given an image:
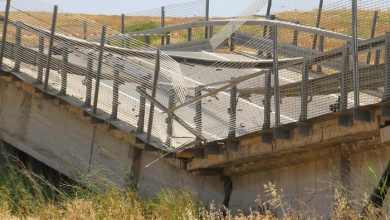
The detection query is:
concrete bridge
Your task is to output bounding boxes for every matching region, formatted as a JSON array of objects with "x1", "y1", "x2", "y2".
[{"x1": 0, "y1": 0, "x2": 389, "y2": 216}]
